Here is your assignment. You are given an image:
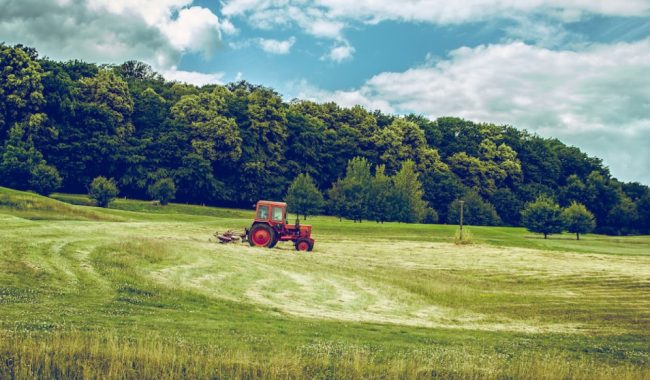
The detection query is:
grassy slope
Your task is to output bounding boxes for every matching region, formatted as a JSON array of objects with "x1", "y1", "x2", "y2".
[{"x1": 1, "y1": 187, "x2": 649, "y2": 379}]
